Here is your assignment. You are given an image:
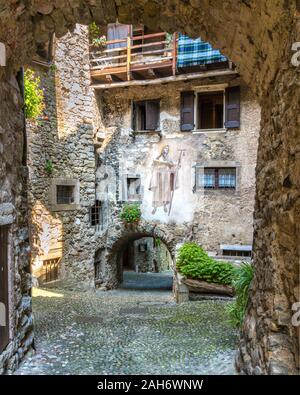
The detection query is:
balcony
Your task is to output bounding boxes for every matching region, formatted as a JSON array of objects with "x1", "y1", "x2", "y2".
[{"x1": 90, "y1": 30, "x2": 233, "y2": 89}]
